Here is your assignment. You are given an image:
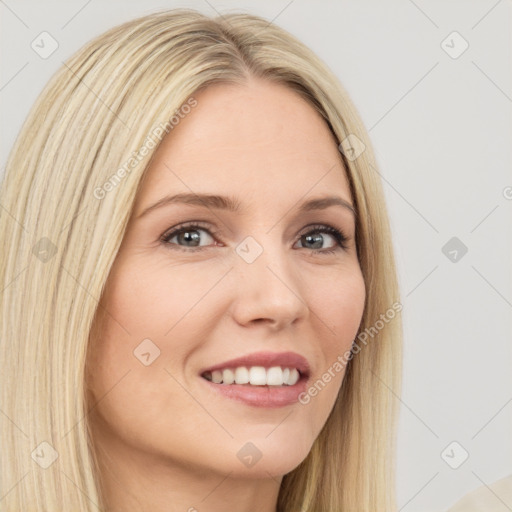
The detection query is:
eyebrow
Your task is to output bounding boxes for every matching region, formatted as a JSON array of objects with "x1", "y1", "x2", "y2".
[{"x1": 137, "y1": 192, "x2": 356, "y2": 219}]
